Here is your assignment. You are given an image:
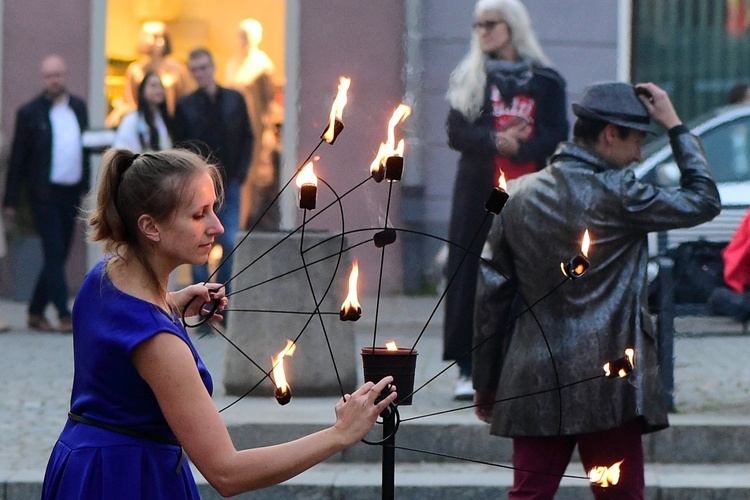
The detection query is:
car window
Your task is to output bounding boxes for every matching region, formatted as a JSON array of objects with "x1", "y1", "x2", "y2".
[
  {"x1": 643, "y1": 115, "x2": 750, "y2": 186},
  {"x1": 701, "y1": 116, "x2": 750, "y2": 183}
]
